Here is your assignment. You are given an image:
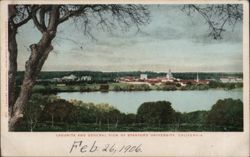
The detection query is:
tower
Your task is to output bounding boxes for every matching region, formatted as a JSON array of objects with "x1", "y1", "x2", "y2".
[
  {"x1": 196, "y1": 72, "x2": 199, "y2": 83},
  {"x1": 166, "y1": 69, "x2": 173, "y2": 80}
]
